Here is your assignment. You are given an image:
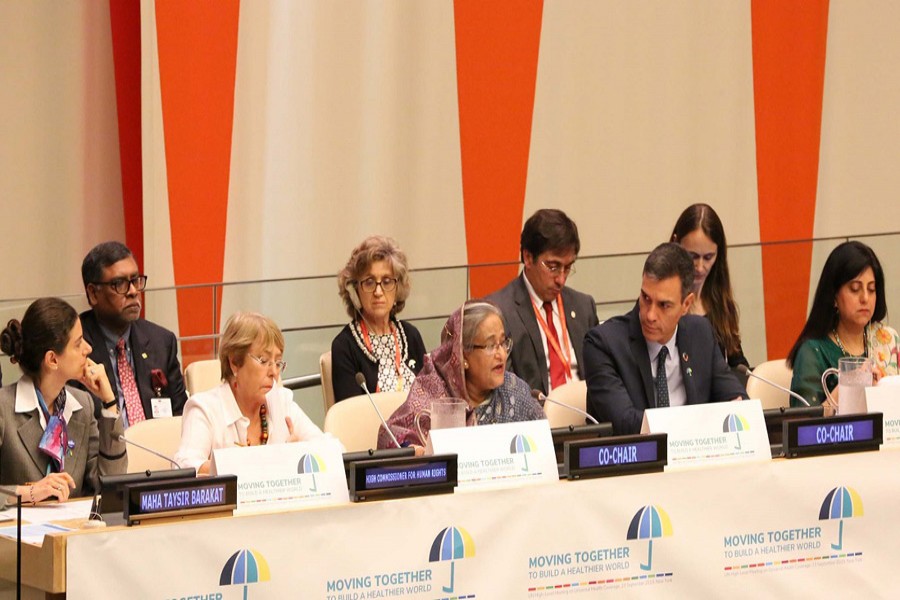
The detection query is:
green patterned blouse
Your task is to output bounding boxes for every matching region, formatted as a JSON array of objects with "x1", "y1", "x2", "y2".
[{"x1": 789, "y1": 322, "x2": 900, "y2": 406}]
